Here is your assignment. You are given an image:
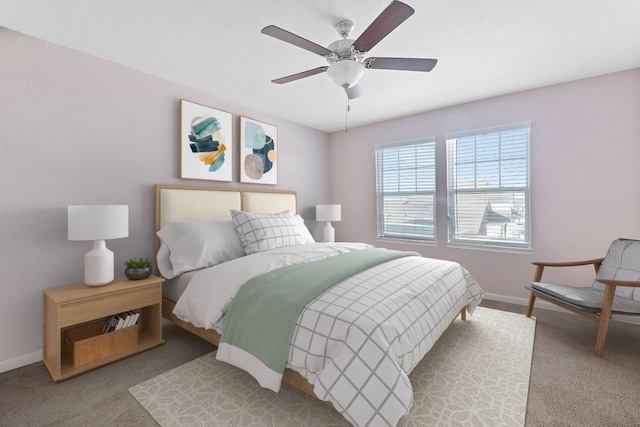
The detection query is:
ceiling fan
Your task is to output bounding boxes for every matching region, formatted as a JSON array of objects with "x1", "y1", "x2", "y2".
[{"x1": 261, "y1": 0, "x2": 437, "y2": 100}]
